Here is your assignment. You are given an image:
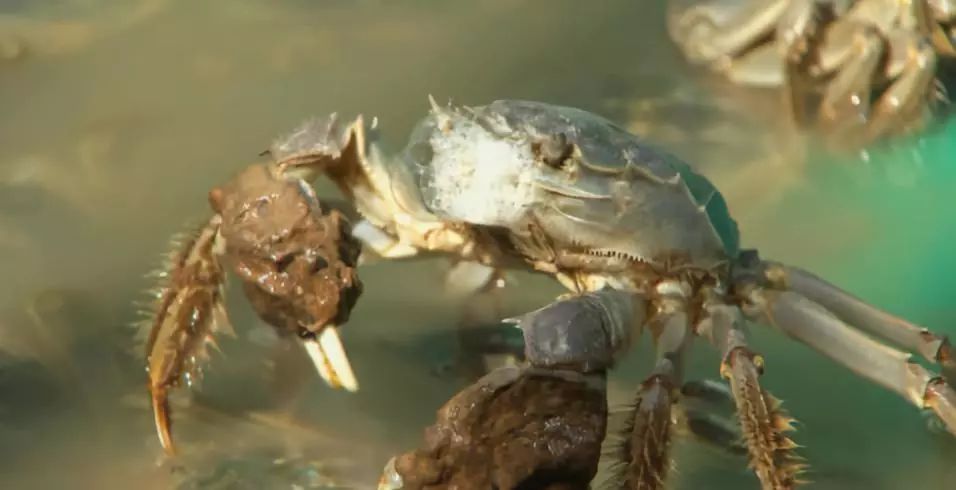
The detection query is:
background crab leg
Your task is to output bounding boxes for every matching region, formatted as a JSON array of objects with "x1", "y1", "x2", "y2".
[
  {"x1": 745, "y1": 289, "x2": 956, "y2": 436},
  {"x1": 817, "y1": 26, "x2": 935, "y2": 146},
  {"x1": 858, "y1": 29, "x2": 939, "y2": 141},
  {"x1": 668, "y1": 0, "x2": 791, "y2": 64},
  {"x1": 698, "y1": 302, "x2": 804, "y2": 490},
  {"x1": 778, "y1": 0, "x2": 831, "y2": 127},
  {"x1": 762, "y1": 262, "x2": 956, "y2": 383},
  {"x1": 143, "y1": 215, "x2": 229, "y2": 456},
  {"x1": 925, "y1": 0, "x2": 956, "y2": 56},
  {"x1": 677, "y1": 379, "x2": 747, "y2": 456}
]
